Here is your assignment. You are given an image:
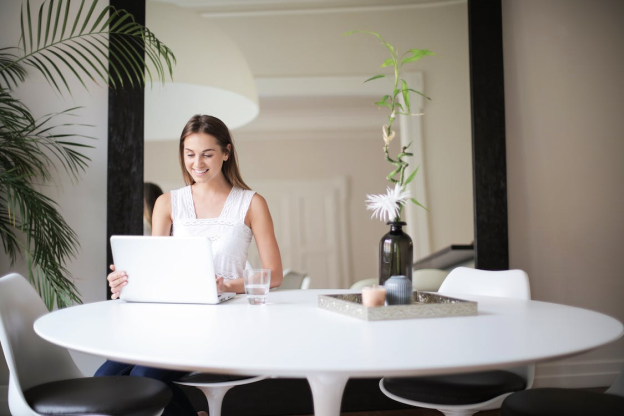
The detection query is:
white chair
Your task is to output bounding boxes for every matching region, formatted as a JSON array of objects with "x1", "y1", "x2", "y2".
[
  {"x1": 349, "y1": 278, "x2": 379, "y2": 290},
  {"x1": 412, "y1": 268, "x2": 450, "y2": 291},
  {"x1": 272, "y1": 269, "x2": 310, "y2": 291},
  {"x1": 380, "y1": 267, "x2": 535, "y2": 416},
  {"x1": 0, "y1": 273, "x2": 171, "y2": 416},
  {"x1": 175, "y1": 373, "x2": 267, "y2": 416}
]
